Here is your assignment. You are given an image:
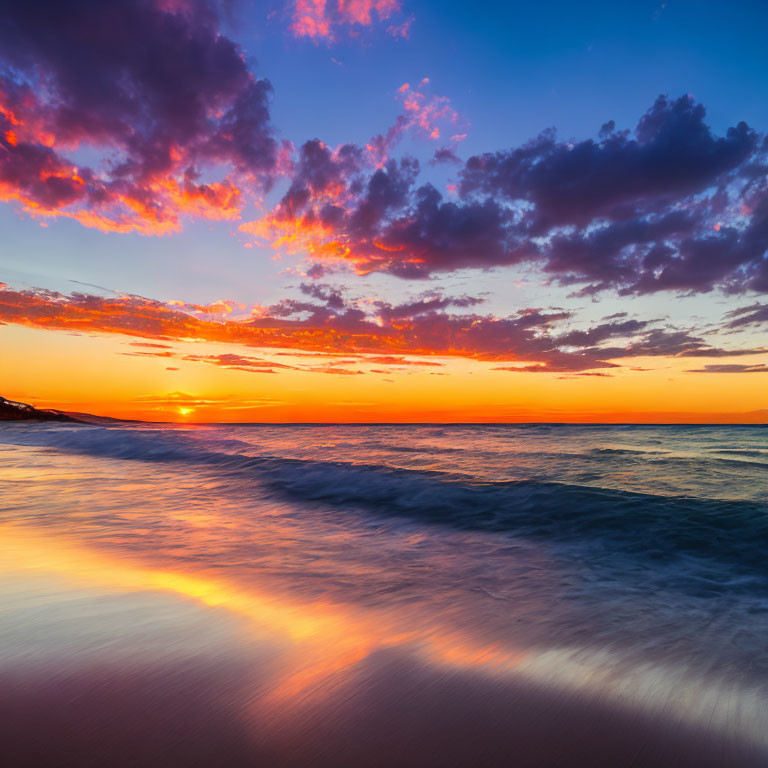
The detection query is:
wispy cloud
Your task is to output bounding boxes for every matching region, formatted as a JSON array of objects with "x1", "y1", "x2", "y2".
[
  {"x1": 724, "y1": 303, "x2": 768, "y2": 328},
  {"x1": 686, "y1": 364, "x2": 768, "y2": 374},
  {"x1": 2, "y1": 283, "x2": 763, "y2": 374}
]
